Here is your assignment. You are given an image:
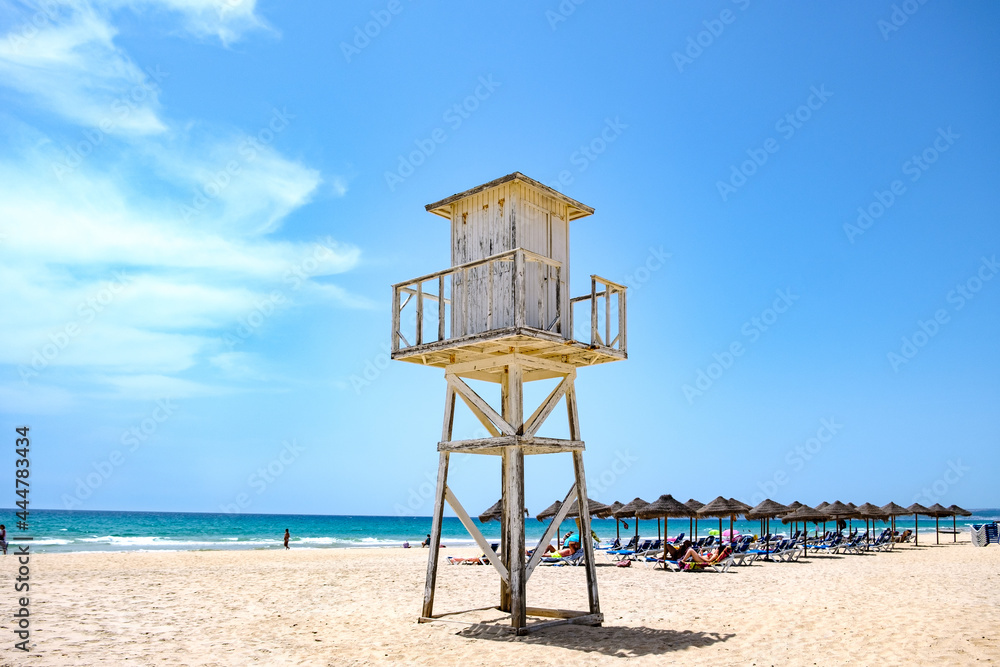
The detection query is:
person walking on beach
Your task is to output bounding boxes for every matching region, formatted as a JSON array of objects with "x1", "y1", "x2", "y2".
[
  {"x1": 283, "y1": 529, "x2": 290, "y2": 550},
  {"x1": 0, "y1": 524, "x2": 6, "y2": 555}
]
